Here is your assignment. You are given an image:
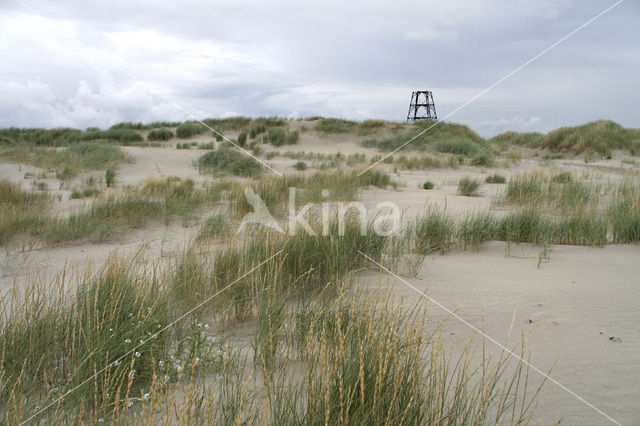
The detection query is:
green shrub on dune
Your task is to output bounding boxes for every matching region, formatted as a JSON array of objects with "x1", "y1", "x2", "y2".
[{"x1": 197, "y1": 147, "x2": 263, "y2": 177}]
